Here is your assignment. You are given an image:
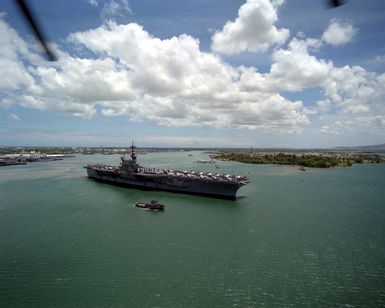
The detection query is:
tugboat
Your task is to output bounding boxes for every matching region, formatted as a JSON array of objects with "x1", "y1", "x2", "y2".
[{"x1": 135, "y1": 200, "x2": 165, "y2": 211}]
